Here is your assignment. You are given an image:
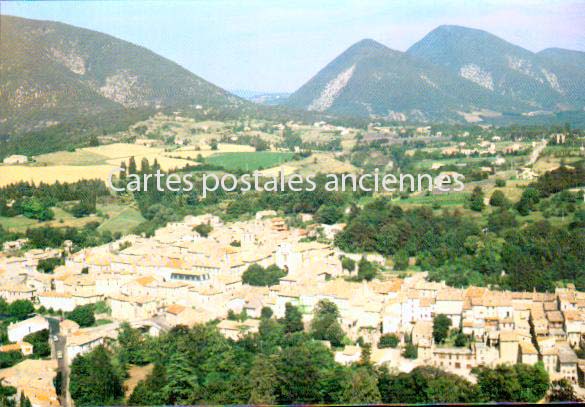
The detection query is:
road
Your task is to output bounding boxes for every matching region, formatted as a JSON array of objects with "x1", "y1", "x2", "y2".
[
  {"x1": 527, "y1": 139, "x2": 548, "y2": 166},
  {"x1": 47, "y1": 317, "x2": 70, "y2": 407}
]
